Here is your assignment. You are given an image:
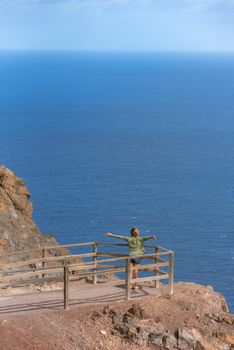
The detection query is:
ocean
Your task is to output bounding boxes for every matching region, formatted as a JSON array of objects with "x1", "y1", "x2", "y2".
[{"x1": 0, "y1": 51, "x2": 233, "y2": 310}]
